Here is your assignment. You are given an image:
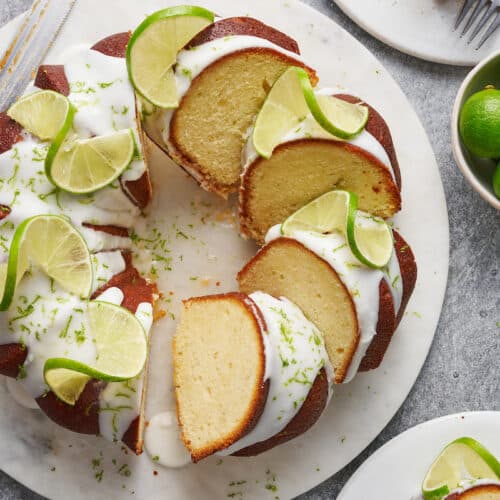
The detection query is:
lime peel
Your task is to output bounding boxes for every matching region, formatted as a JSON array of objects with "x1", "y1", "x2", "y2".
[
  {"x1": 281, "y1": 190, "x2": 393, "y2": 269},
  {"x1": 0, "y1": 215, "x2": 93, "y2": 311}
]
